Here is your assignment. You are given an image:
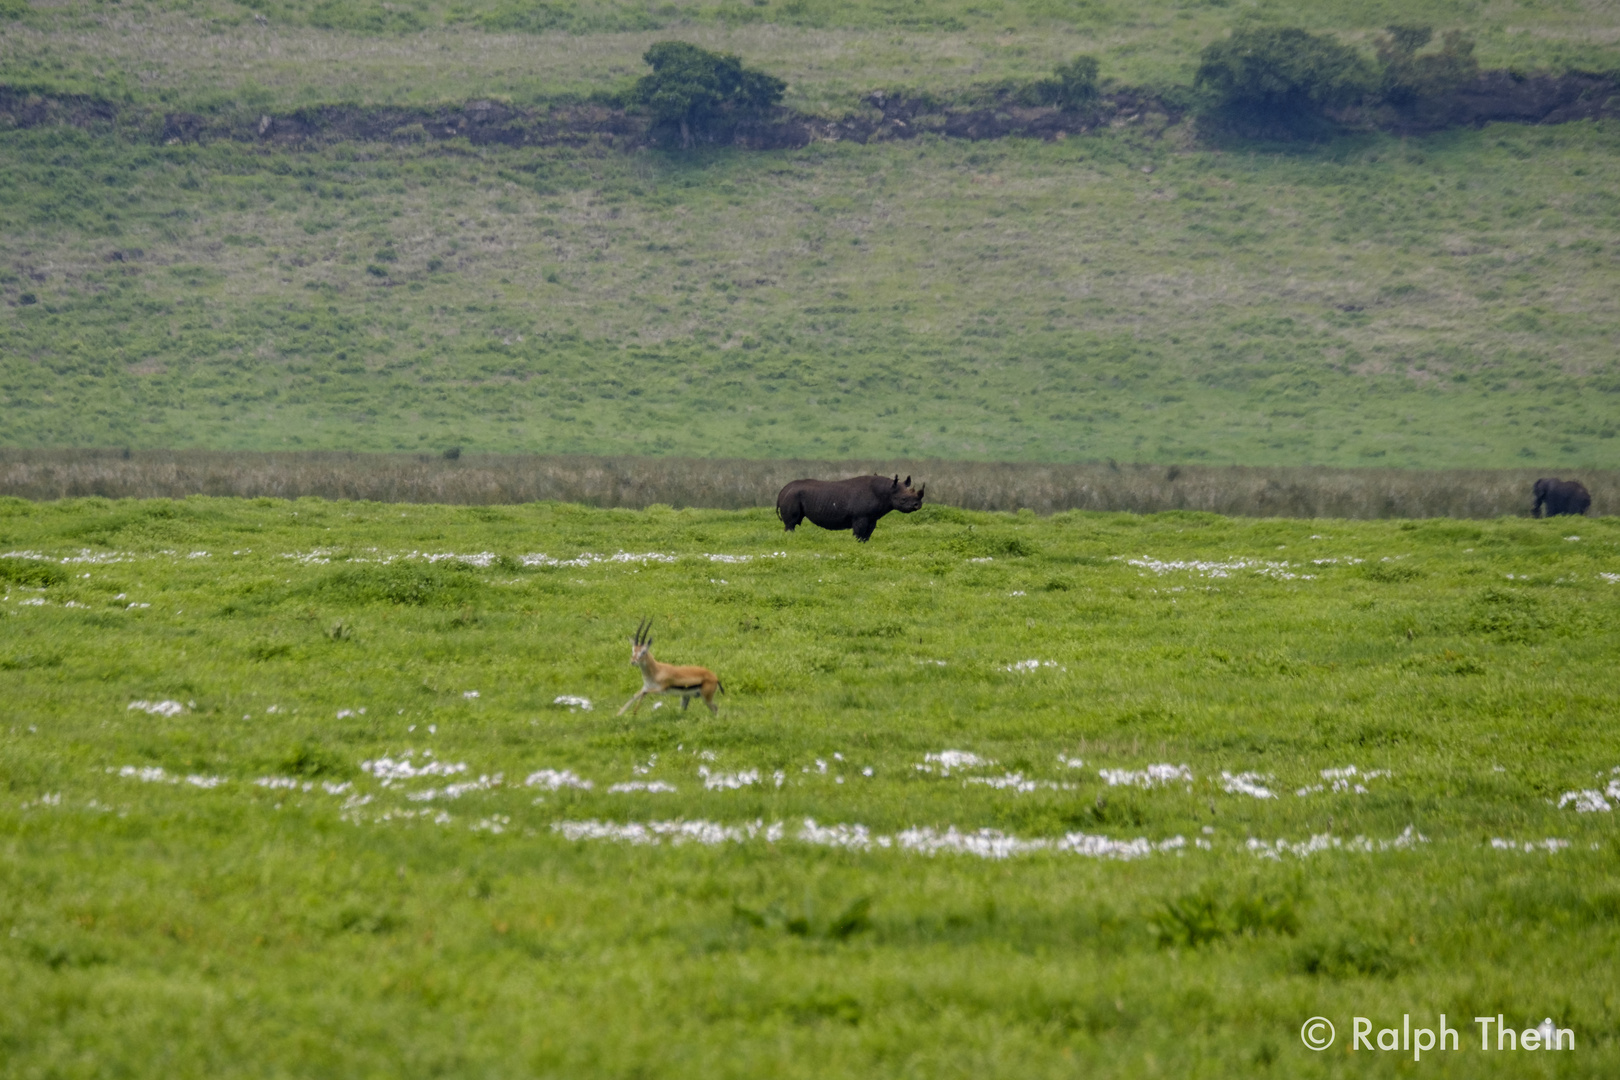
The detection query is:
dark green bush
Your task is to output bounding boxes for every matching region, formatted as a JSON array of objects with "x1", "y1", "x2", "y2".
[
  {"x1": 306, "y1": 561, "x2": 483, "y2": 606},
  {"x1": 633, "y1": 41, "x2": 786, "y2": 147},
  {"x1": 1032, "y1": 55, "x2": 1102, "y2": 111},
  {"x1": 0, "y1": 556, "x2": 67, "y2": 588},
  {"x1": 1377, "y1": 26, "x2": 1479, "y2": 105},
  {"x1": 1151, "y1": 882, "x2": 1301, "y2": 948},
  {"x1": 1196, "y1": 27, "x2": 1372, "y2": 132}
]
